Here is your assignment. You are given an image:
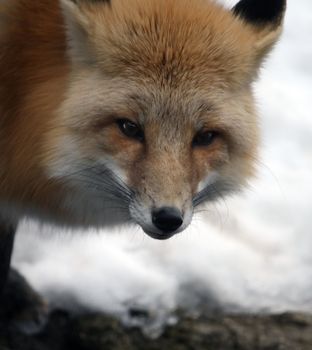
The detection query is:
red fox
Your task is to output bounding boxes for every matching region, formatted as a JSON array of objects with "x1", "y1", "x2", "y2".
[{"x1": 0, "y1": 0, "x2": 286, "y2": 290}]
